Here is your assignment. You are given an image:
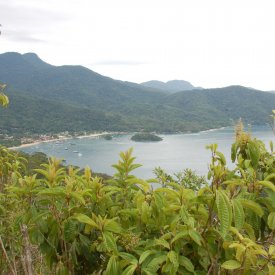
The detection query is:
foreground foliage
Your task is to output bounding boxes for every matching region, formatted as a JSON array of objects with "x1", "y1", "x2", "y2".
[{"x1": 0, "y1": 126, "x2": 275, "y2": 274}]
